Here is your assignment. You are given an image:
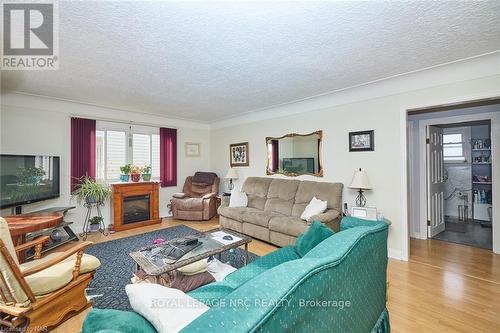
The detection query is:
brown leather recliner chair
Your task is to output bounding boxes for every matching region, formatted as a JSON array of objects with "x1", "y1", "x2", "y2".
[{"x1": 170, "y1": 172, "x2": 220, "y2": 220}]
